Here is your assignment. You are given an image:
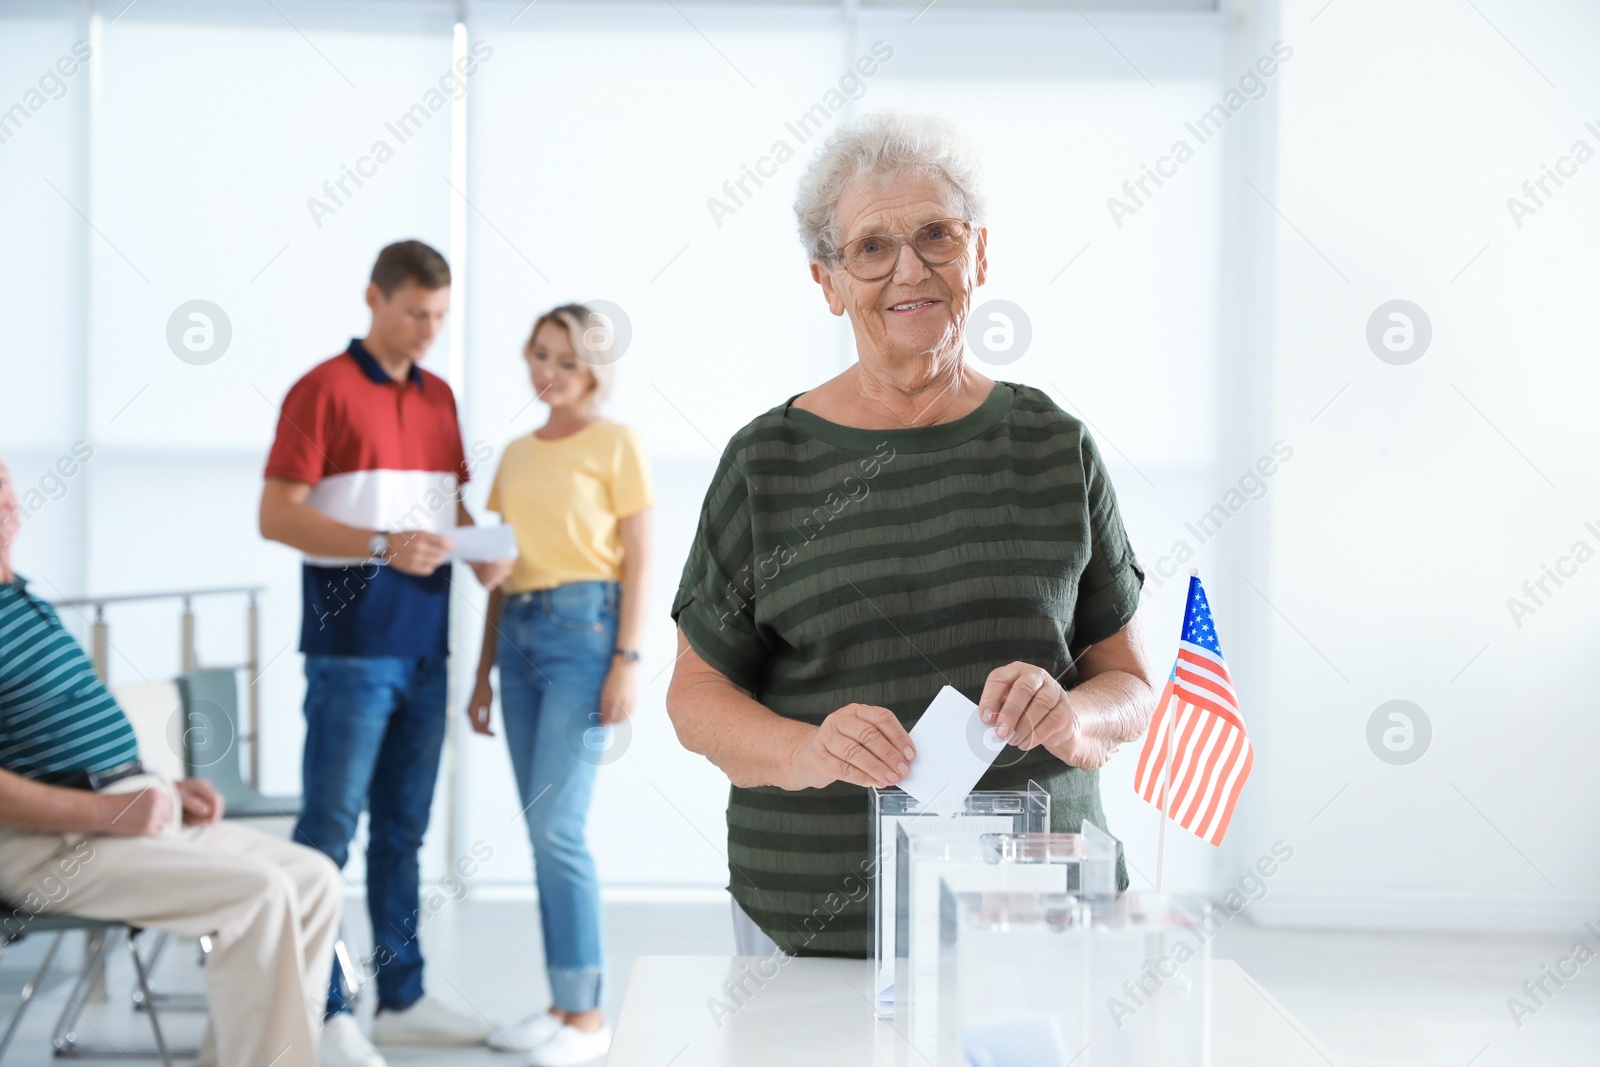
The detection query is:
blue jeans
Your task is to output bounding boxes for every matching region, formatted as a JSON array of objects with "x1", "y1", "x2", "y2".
[
  {"x1": 497, "y1": 581, "x2": 618, "y2": 1013},
  {"x1": 293, "y1": 654, "x2": 448, "y2": 1017}
]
